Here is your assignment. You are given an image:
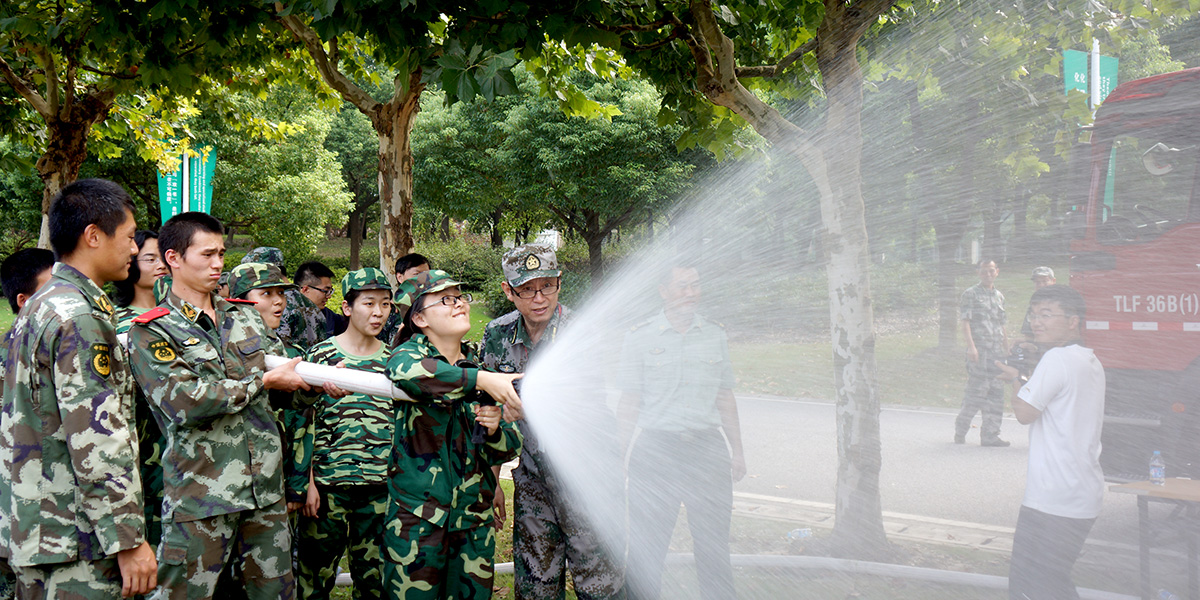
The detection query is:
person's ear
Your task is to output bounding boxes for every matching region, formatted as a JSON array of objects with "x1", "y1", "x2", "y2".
[
  {"x1": 82, "y1": 223, "x2": 103, "y2": 249},
  {"x1": 501, "y1": 282, "x2": 515, "y2": 302},
  {"x1": 342, "y1": 300, "x2": 352, "y2": 318},
  {"x1": 164, "y1": 248, "x2": 184, "y2": 270}
]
